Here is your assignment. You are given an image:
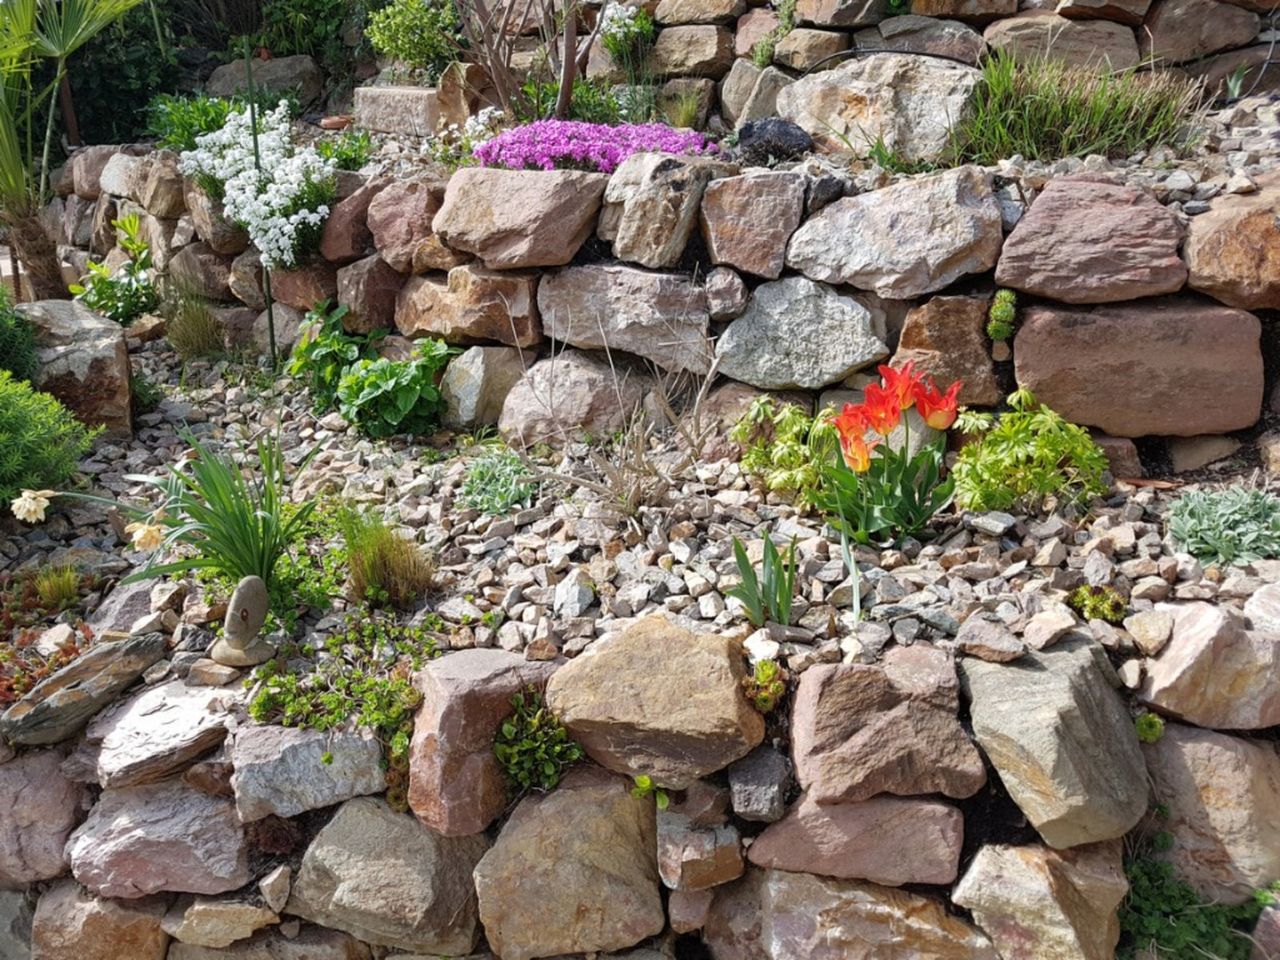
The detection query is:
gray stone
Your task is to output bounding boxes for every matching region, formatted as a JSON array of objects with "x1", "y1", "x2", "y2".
[
  {"x1": 440, "y1": 345, "x2": 527, "y2": 429},
  {"x1": 498, "y1": 350, "x2": 651, "y2": 448},
  {"x1": 727, "y1": 746, "x2": 791, "y2": 822},
  {"x1": 1245, "y1": 582, "x2": 1280, "y2": 633},
  {"x1": 0, "y1": 749, "x2": 86, "y2": 886},
  {"x1": 166, "y1": 925, "x2": 373, "y2": 960},
  {"x1": 206, "y1": 54, "x2": 324, "y2": 105}
]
